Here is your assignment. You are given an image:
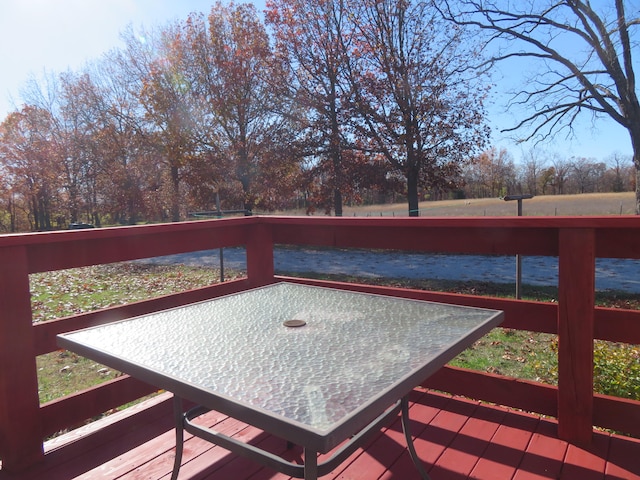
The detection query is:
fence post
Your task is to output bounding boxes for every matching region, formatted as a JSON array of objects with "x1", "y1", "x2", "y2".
[
  {"x1": 0, "y1": 245, "x2": 44, "y2": 471},
  {"x1": 246, "y1": 220, "x2": 274, "y2": 287},
  {"x1": 557, "y1": 228, "x2": 595, "y2": 445}
]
